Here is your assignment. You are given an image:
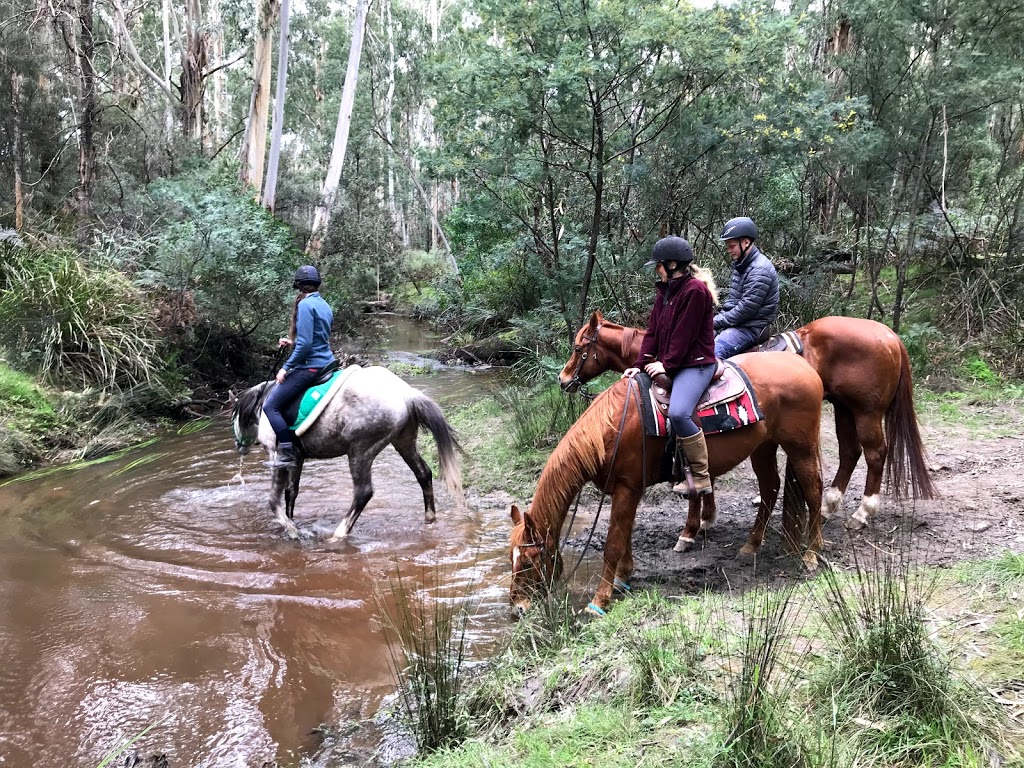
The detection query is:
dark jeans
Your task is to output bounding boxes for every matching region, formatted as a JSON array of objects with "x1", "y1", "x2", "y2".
[
  {"x1": 714, "y1": 326, "x2": 761, "y2": 359},
  {"x1": 668, "y1": 363, "x2": 717, "y2": 437},
  {"x1": 263, "y1": 367, "x2": 320, "y2": 445}
]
